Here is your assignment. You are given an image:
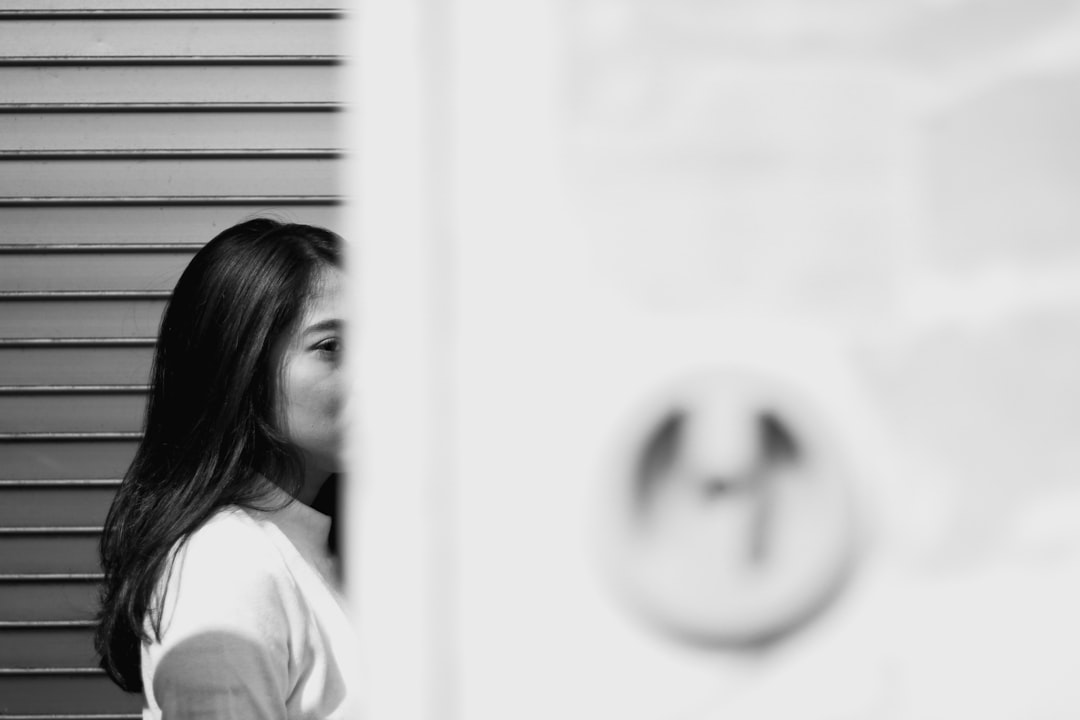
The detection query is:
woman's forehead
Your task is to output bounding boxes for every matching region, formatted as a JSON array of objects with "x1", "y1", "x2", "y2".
[{"x1": 299, "y1": 268, "x2": 346, "y2": 326}]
